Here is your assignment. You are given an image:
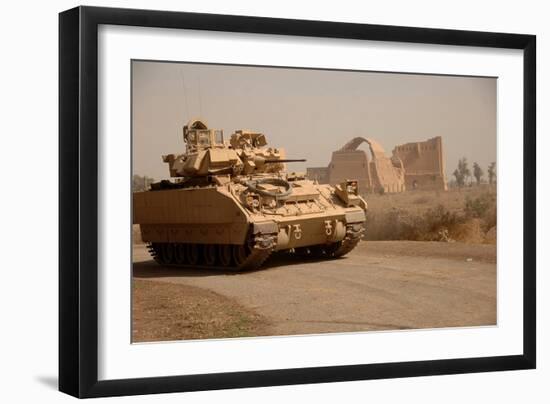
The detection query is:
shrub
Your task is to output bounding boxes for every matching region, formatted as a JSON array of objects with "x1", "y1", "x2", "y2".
[
  {"x1": 363, "y1": 188, "x2": 497, "y2": 244},
  {"x1": 464, "y1": 193, "x2": 494, "y2": 219},
  {"x1": 412, "y1": 195, "x2": 430, "y2": 204},
  {"x1": 452, "y1": 218, "x2": 485, "y2": 244},
  {"x1": 464, "y1": 192, "x2": 497, "y2": 232}
]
